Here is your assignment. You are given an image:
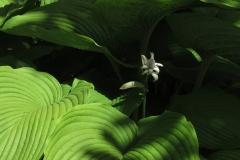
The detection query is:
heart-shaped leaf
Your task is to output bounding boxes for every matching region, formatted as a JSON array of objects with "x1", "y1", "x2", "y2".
[
  {"x1": 0, "y1": 66, "x2": 108, "y2": 160},
  {"x1": 168, "y1": 86, "x2": 240, "y2": 149},
  {"x1": 167, "y1": 13, "x2": 240, "y2": 59},
  {"x1": 164, "y1": 56, "x2": 240, "y2": 84},
  {"x1": 200, "y1": 0, "x2": 240, "y2": 9},
  {"x1": 93, "y1": 0, "x2": 195, "y2": 42},
  {"x1": 44, "y1": 103, "x2": 199, "y2": 160},
  {"x1": 207, "y1": 149, "x2": 240, "y2": 160},
  {"x1": 1, "y1": 0, "x2": 138, "y2": 68}
]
